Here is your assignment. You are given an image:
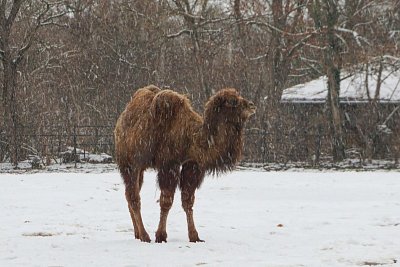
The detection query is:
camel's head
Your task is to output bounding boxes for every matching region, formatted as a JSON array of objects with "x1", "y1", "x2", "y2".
[{"x1": 205, "y1": 88, "x2": 256, "y2": 124}]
